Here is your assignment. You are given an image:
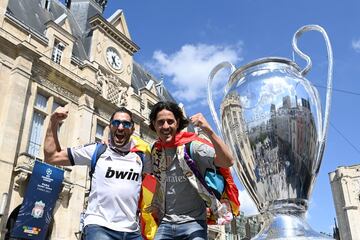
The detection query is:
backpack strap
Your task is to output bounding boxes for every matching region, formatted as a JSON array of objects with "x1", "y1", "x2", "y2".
[
  {"x1": 135, "y1": 151, "x2": 145, "y2": 164},
  {"x1": 90, "y1": 143, "x2": 107, "y2": 177},
  {"x1": 183, "y1": 149, "x2": 213, "y2": 194},
  {"x1": 134, "y1": 151, "x2": 145, "y2": 173},
  {"x1": 185, "y1": 142, "x2": 192, "y2": 158},
  {"x1": 185, "y1": 141, "x2": 226, "y2": 200}
]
